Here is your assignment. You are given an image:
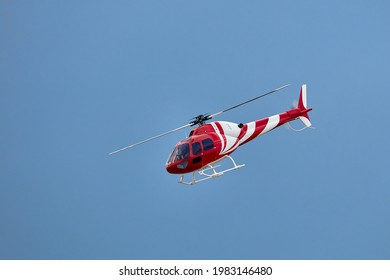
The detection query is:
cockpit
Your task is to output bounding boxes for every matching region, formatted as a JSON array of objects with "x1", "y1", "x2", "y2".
[
  {"x1": 166, "y1": 137, "x2": 215, "y2": 169},
  {"x1": 167, "y1": 143, "x2": 190, "y2": 164}
]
